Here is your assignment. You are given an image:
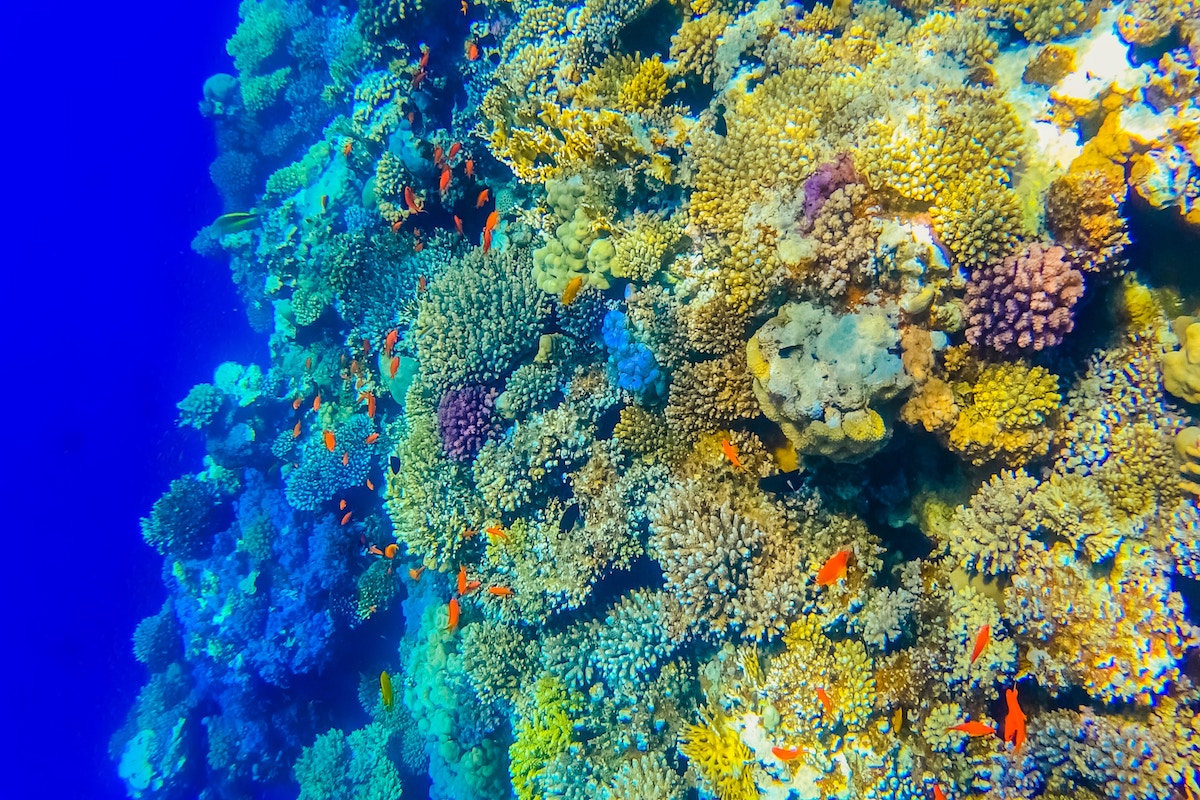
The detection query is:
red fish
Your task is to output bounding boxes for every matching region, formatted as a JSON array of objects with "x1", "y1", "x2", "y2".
[
  {"x1": 465, "y1": 580, "x2": 481, "y2": 593},
  {"x1": 305, "y1": 356, "x2": 313, "y2": 371},
  {"x1": 475, "y1": 188, "x2": 490, "y2": 208},
  {"x1": 409, "y1": 566, "x2": 425, "y2": 580},
  {"x1": 485, "y1": 525, "x2": 507, "y2": 541},
  {"x1": 482, "y1": 227, "x2": 493, "y2": 254},
  {"x1": 772, "y1": 746, "x2": 803, "y2": 762},
  {"x1": 816, "y1": 687, "x2": 832, "y2": 714},
  {"x1": 433, "y1": 144, "x2": 444, "y2": 167},
  {"x1": 313, "y1": 393, "x2": 322, "y2": 411},
  {"x1": 454, "y1": 215, "x2": 464, "y2": 236},
  {"x1": 720, "y1": 438, "x2": 743, "y2": 469},
  {"x1": 448, "y1": 142, "x2": 461, "y2": 160},
  {"x1": 365, "y1": 432, "x2": 380, "y2": 444},
  {"x1": 323, "y1": 430, "x2": 336, "y2": 451},
  {"x1": 418, "y1": 275, "x2": 427, "y2": 292},
  {"x1": 970, "y1": 624, "x2": 990, "y2": 665},
  {"x1": 461, "y1": 0, "x2": 467, "y2": 13},
  {"x1": 339, "y1": 499, "x2": 347, "y2": 511},
  {"x1": 342, "y1": 451, "x2": 349, "y2": 466},
  {"x1": 439, "y1": 168, "x2": 452, "y2": 195},
  {"x1": 464, "y1": 158, "x2": 474, "y2": 178},
  {"x1": 391, "y1": 218, "x2": 403, "y2": 233},
  {"x1": 367, "y1": 393, "x2": 377, "y2": 418},
  {"x1": 933, "y1": 785, "x2": 947, "y2": 800},
  {"x1": 466, "y1": 41, "x2": 479, "y2": 61},
  {"x1": 446, "y1": 598, "x2": 459, "y2": 631},
  {"x1": 340, "y1": 510, "x2": 352, "y2": 525},
  {"x1": 1004, "y1": 687, "x2": 1026, "y2": 754},
  {"x1": 385, "y1": 328, "x2": 399, "y2": 357},
  {"x1": 404, "y1": 186, "x2": 423, "y2": 213},
  {"x1": 389, "y1": 356, "x2": 400, "y2": 379},
  {"x1": 457, "y1": 565, "x2": 467, "y2": 596},
  {"x1": 366, "y1": 478, "x2": 375, "y2": 491},
  {"x1": 362, "y1": 337, "x2": 370, "y2": 354},
  {"x1": 488, "y1": 586, "x2": 513, "y2": 597},
  {"x1": 292, "y1": 421, "x2": 302, "y2": 439},
  {"x1": 946, "y1": 721, "x2": 995, "y2": 737},
  {"x1": 816, "y1": 549, "x2": 851, "y2": 586},
  {"x1": 292, "y1": 396, "x2": 303, "y2": 411},
  {"x1": 342, "y1": 140, "x2": 353, "y2": 158}
]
